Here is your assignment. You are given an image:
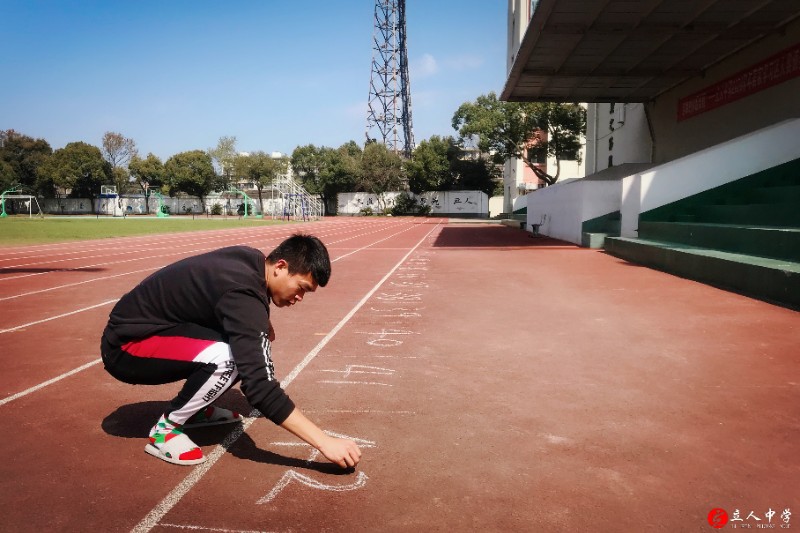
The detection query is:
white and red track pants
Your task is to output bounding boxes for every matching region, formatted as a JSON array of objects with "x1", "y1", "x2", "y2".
[{"x1": 101, "y1": 324, "x2": 238, "y2": 425}]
